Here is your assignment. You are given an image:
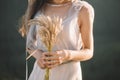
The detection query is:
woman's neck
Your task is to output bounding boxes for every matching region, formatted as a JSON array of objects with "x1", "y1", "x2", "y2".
[
  {"x1": 46, "y1": 1, "x2": 72, "y2": 7},
  {"x1": 47, "y1": 0, "x2": 72, "y2": 5}
]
